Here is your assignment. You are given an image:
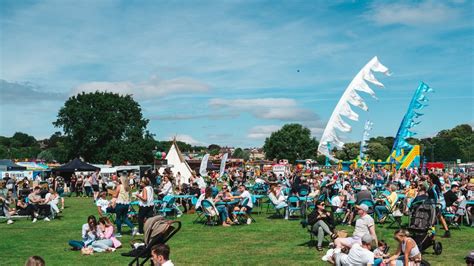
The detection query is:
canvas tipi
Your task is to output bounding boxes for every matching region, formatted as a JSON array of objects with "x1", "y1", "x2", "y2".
[{"x1": 161, "y1": 139, "x2": 194, "y2": 184}]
